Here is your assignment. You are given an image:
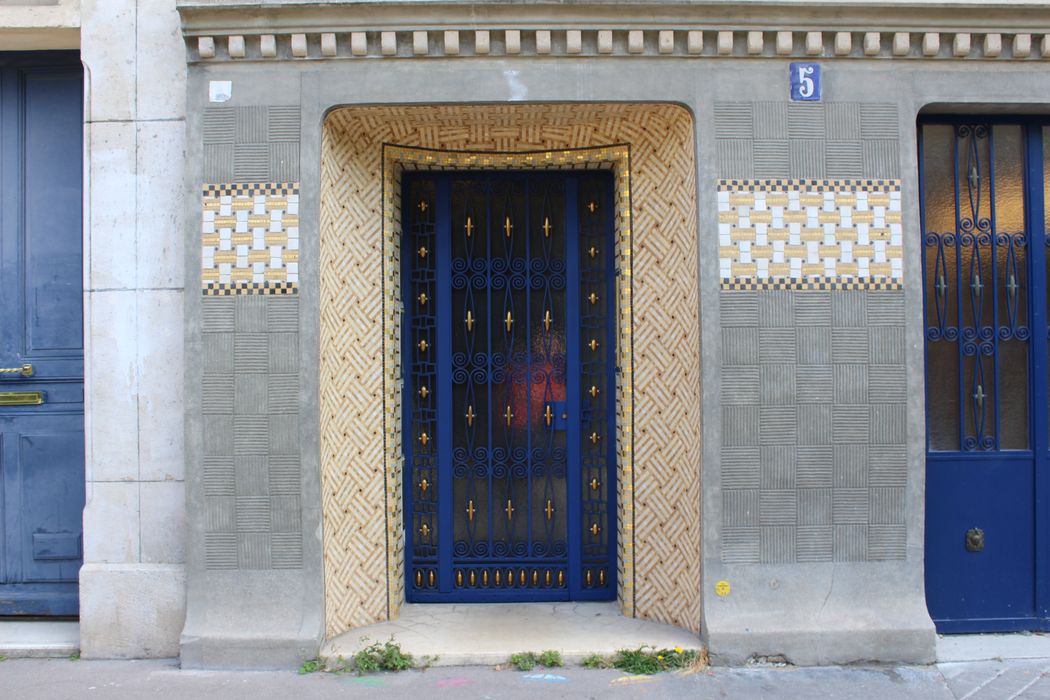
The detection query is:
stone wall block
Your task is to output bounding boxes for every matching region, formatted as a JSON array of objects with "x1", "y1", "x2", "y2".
[
  {"x1": 82, "y1": 0, "x2": 137, "y2": 121},
  {"x1": 140, "y1": 482, "x2": 187, "y2": 563},
  {"x1": 628, "y1": 30, "x2": 644, "y2": 54},
  {"x1": 834, "y1": 32, "x2": 851, "y2": 56},
  {"x1": 412, "y1": 31, "x2": 427, "y2": 55},
  {"x1": 717, "y1": 30, "x2": 733, "y2": 55},
  {"x1": 136, "y1": 0, "x2": 186, "y2": 120},
  {"x1": 136, "y1": 121, "x2": 186, "y2": 288},
  {"x1": 228, "y1": 35, "x2": 245, "y2": 58},
  {"x1": 747, "y1": 31, "x2": 763, "y2": 55},
  {"x1": 567, "y1": 29, "x2": 582, "y2": 54},
  {"x1": 805, "y1": 31, "x2": 823, "y2": 55},
  {"x1": 80, "y1": 564, "x2": 186, "y2": 658},
  {"x1": 536, "y1": 30, "x2": 551, "y2": 54},
  {"x1": 1014, "y1": 33, "x2": 1032, "y2": 58},
  {"x1": 88, "y1": 121, "x2": 138, "y2": 289},
  {"x1": 85, "y1": 289, "x2": 140, "y2": 482},
  {"x1": 351, "y1": 32, "x2": 367, "y2": 56},
  {"x1": 984, "y1": 33, "x2": 1002, "y2": 57},
  {"x1": 443, "y1": 30, "x2": 459, "y2": 55},
  {"x1": 137, "y1": 289, "x2": 185, "y2": 481},
  {"x1": 922, "y1": 32, "x2": 940, "y2": 57},
  {"x1": 260, "y1": 35, "x2": 277, "y2": 58},
  {"x1": 863, "y1": 33, "x2": 880, "y2": 56},
  {"x1": 892, "y1": 32, "x2": 910, "y2": 57},
  {"x1": 321, "y1": 33, "x2": 337, "y2": 57},
  {"x1": 658, "y1": 30, "x2": 674, "y2": 54},
  {"x1": 83, "y1": 482, "x2": 141, "y2": 563},
  {"x1": 687, "y1": 30, "x2": 703, "y2": 54}
]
